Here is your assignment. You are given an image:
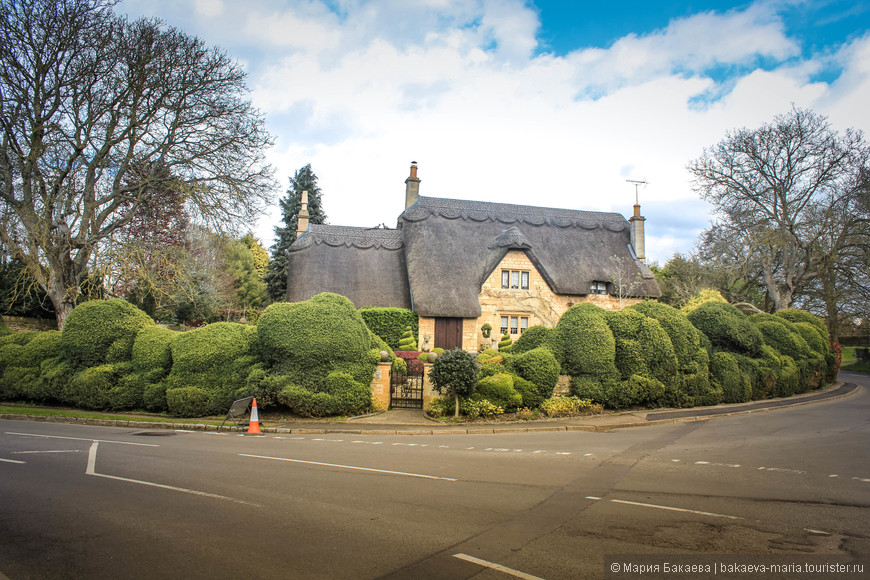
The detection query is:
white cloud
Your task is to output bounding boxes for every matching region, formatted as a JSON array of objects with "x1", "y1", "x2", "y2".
[{"x1": 121, "y1": 1, "x2": 869, "y2": 264}]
